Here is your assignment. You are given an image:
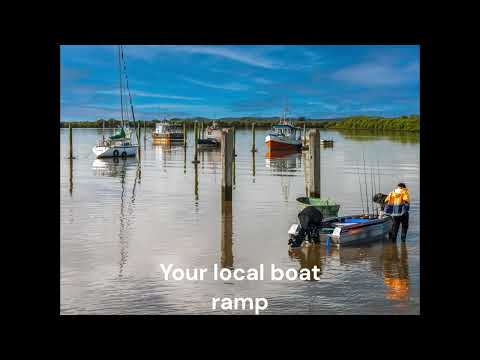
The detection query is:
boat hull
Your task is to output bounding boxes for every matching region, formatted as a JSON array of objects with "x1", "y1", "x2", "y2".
[
  {"x1": 152, "y1": 133, "x2": 184, "y2": 144},
  {"x1": 265, "y1": 135, "x2": 302, "y2": 151},
  {"x1": 289, "y1": 215, "x2": 393, "y2": 247},
  {"x1": 321, "y1": 217, "x2": 393, "y2": 245},
  {"x1": 92, "y1": 145, "x2": 137, "y2": 158}
]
